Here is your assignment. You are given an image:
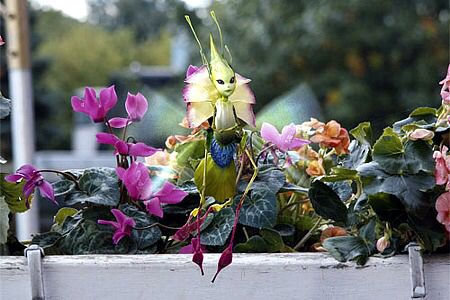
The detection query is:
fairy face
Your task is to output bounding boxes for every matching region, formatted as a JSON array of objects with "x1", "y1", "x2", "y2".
[{"x1": 211, "y1": 62, "x2": 236, "y2": 97}]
